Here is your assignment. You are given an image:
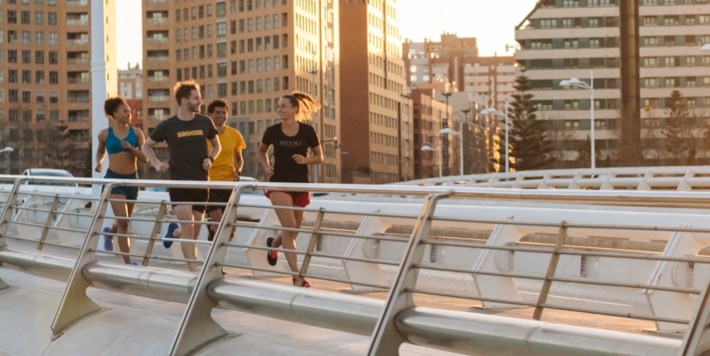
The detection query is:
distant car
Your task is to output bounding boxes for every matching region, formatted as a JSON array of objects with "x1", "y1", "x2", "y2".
[
  {"x1": 21, "y1": 168, "x2": 79, "y2": 187},
  {"x1": 238, "y1": 176, "x2": 263, "y2": 195}
]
